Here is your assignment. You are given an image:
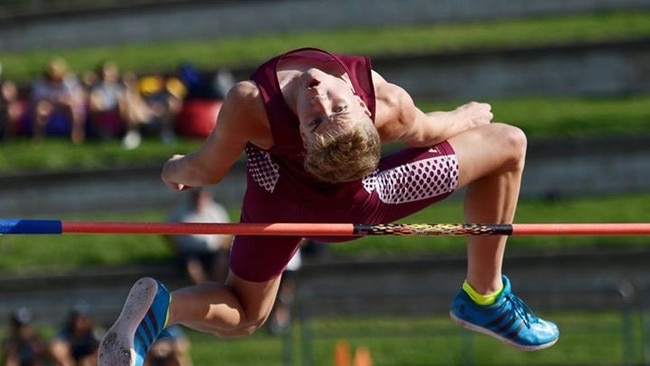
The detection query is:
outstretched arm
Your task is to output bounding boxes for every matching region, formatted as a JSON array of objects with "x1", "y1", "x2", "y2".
[
  {"x1": 161, "y1": 81, "x2": 266, "y2": 190},
  {"x1": 373, "y1": 71, "x2": 493, "y2": 146}
]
